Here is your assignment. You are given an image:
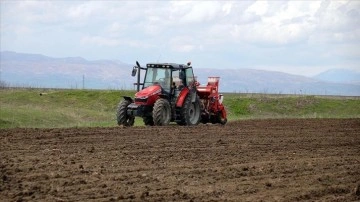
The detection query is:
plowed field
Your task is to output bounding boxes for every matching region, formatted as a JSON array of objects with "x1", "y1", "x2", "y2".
[{"x1": 1, "y1": 119, "x2": 360, "y2": 201}]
